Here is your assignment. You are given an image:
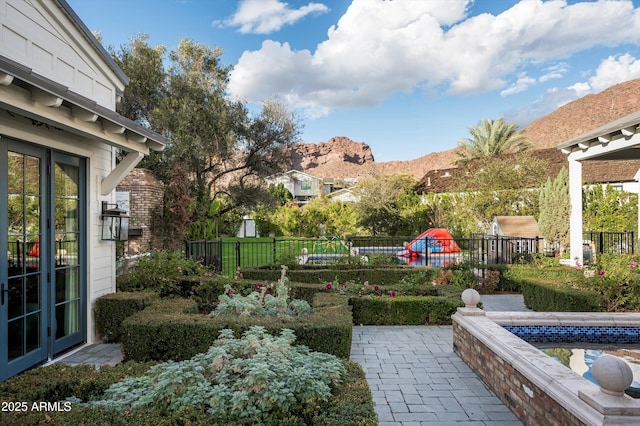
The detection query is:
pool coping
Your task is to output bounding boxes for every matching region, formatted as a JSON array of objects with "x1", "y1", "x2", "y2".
[{"x1": 453, "y1": 308, "x2": 640, "y2": 425}]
